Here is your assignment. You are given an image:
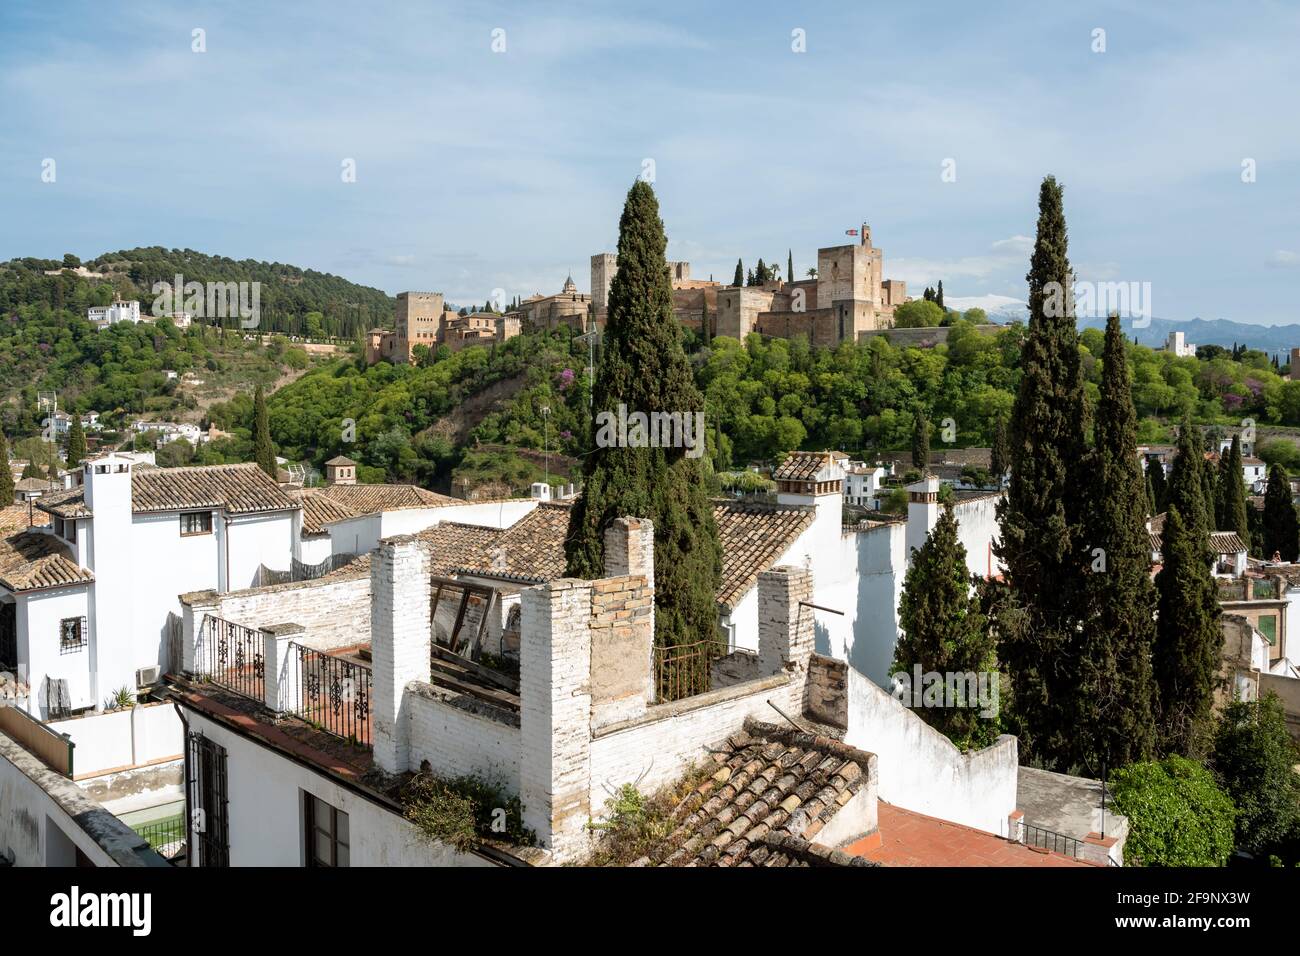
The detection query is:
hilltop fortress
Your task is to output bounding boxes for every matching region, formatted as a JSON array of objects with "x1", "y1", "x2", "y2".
[{"x1": 367, "y1": 224, "x2": 908, "y2": 365}]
